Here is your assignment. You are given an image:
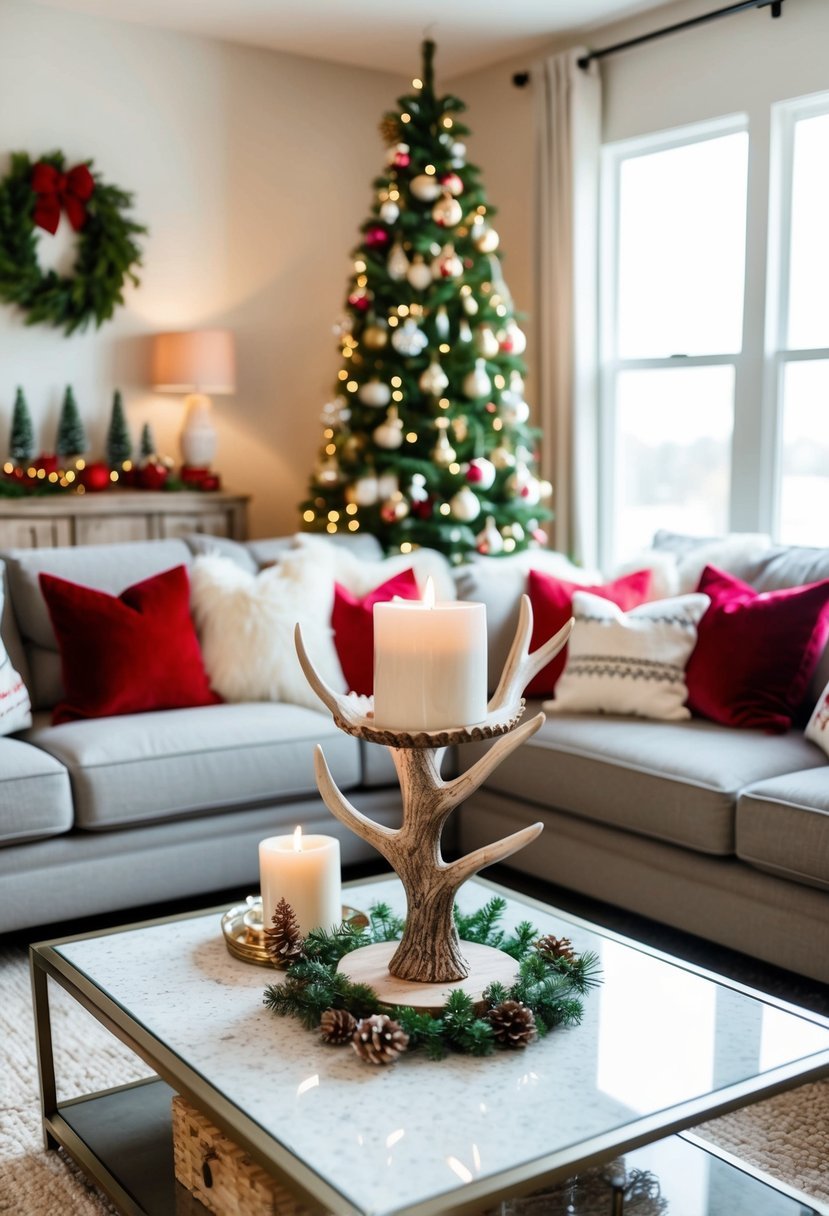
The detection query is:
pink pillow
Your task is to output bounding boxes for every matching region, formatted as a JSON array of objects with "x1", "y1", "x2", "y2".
[
  {"x1": 526, "y1": 567, "x2": 653, "y2": 697},
  {"x1": 685, "y1": 565, "x2": 829, "y2": 732},
  {"x1": 331, "y1": 569, "x2": 420, "y2": 695}
]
